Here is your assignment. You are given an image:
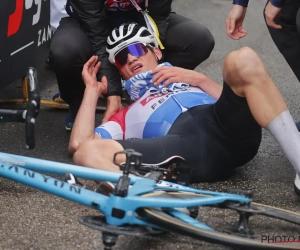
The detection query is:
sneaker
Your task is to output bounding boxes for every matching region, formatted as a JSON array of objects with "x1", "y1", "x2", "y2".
[
  {"x1": 294, "y1": 174, "x2": 300, "y2": 197},
  {"x1": 52, "y1": 92, "x2": 65, "y2": 103},
  {"x1": 65, "y1": 111, "x2": 75, "y2": 131},
  {"x1": 94, "y1": 182, "x2": 115, "y2": 196}
]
